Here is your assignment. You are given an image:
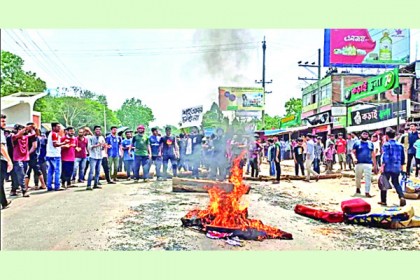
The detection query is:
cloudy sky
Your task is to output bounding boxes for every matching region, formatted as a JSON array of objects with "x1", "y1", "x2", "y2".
[{"x1": 2, "y1": 29, "x2": 419, "y2": 127}]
